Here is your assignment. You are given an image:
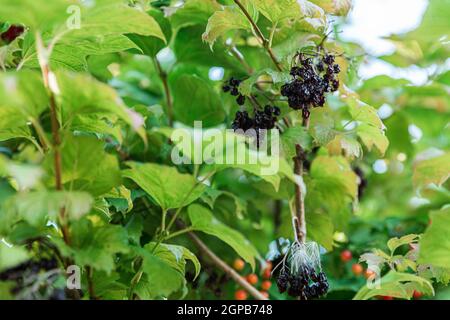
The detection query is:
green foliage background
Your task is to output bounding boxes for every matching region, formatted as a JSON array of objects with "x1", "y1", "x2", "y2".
[{"x1": 0, "y1": 0, "x2": 448, "y2": 300}]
